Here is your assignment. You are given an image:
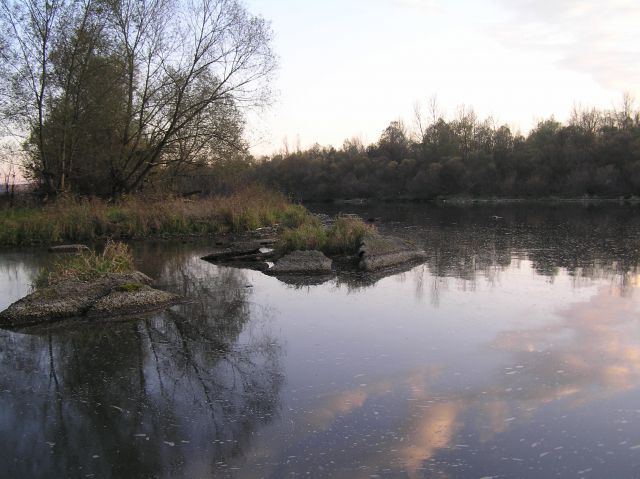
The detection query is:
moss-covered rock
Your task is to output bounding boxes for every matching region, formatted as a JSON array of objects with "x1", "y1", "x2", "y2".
[{"x1": 0, "y1": 271, "x2": 179, "y2": 328}]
